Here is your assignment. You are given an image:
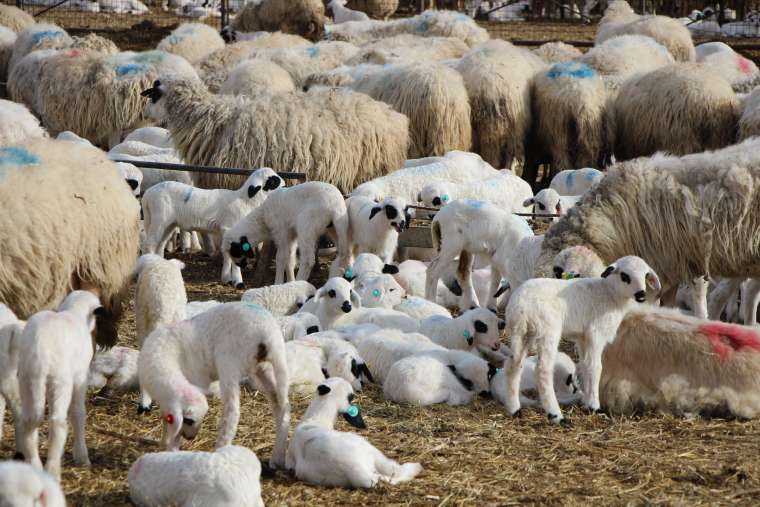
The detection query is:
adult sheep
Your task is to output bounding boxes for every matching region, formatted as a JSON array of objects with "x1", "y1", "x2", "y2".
[
  {"x1": 308, "y1": 61, "x2": 471, "y2": 158},
  {"x1": 595, "y1": 0, "x2": 695, "y2": 62},
  {"x1": 536, "y1": 137, "x2": 760, "y2": 309},
  {"x1": 142, "y1": 79, "x2": 409, "y2": 192},
  {"x1": 0, "y1": 4, "x2": 34, "y2": 33},
  {"x1": 609, "y1": 63, "x2": 738, "y2": 162},
  {"x1": 0, "y1": 139, "x2": 140, "y2": 347},
  {"x1": 157, "y1": 23, "x2": 225, "y2": 65},
  {"x1": 738, "y1": 86, "x2": 760, "y2": 141},
  {"x1": 8, "y1": 23, "x2": 72, "y2": 74},
  {"x1": 230, "y1": 0, "x2": 327, "y2": 42},
  {"x1": 247, "y1": 41, "x2": 360, "y2": 87},
  {"x1": 0, "y1": 99, "x2": 46, "y2": 146},
  {"x1": 346, "y1": 34, "x2": 469, "y2": 65},
  {"x1": 219, "y1": 59, "x2": 296, "y2": 97},
  {"x1": 0, "y1": 26, "x2": 16, "y2": 81},
  {"x1": 532, "y1": 41, "x2": 582, "y2": 64}
]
